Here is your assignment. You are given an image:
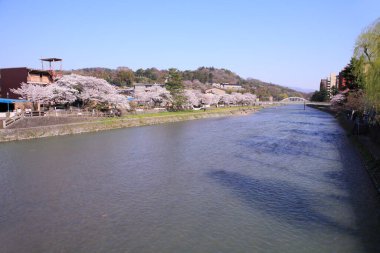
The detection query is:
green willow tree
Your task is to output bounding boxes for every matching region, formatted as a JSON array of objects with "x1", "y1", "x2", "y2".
[
  {"x1": 166, "y1": 68, "x2": 187, "y2": 110},
  {"x1": 354, "y1": 18, "x2": 380, "y2": 109}
]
